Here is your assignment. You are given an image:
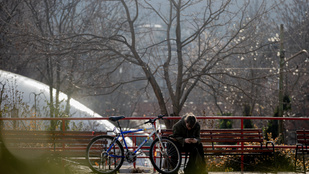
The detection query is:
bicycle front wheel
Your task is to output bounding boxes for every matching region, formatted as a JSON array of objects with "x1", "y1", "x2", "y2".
[
  {"x1": 149, "y1": 137, "x2": 181, "y2": 174},
  {"x1": 86, "y1": 135, "x2": 124, "y2": 174}
]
